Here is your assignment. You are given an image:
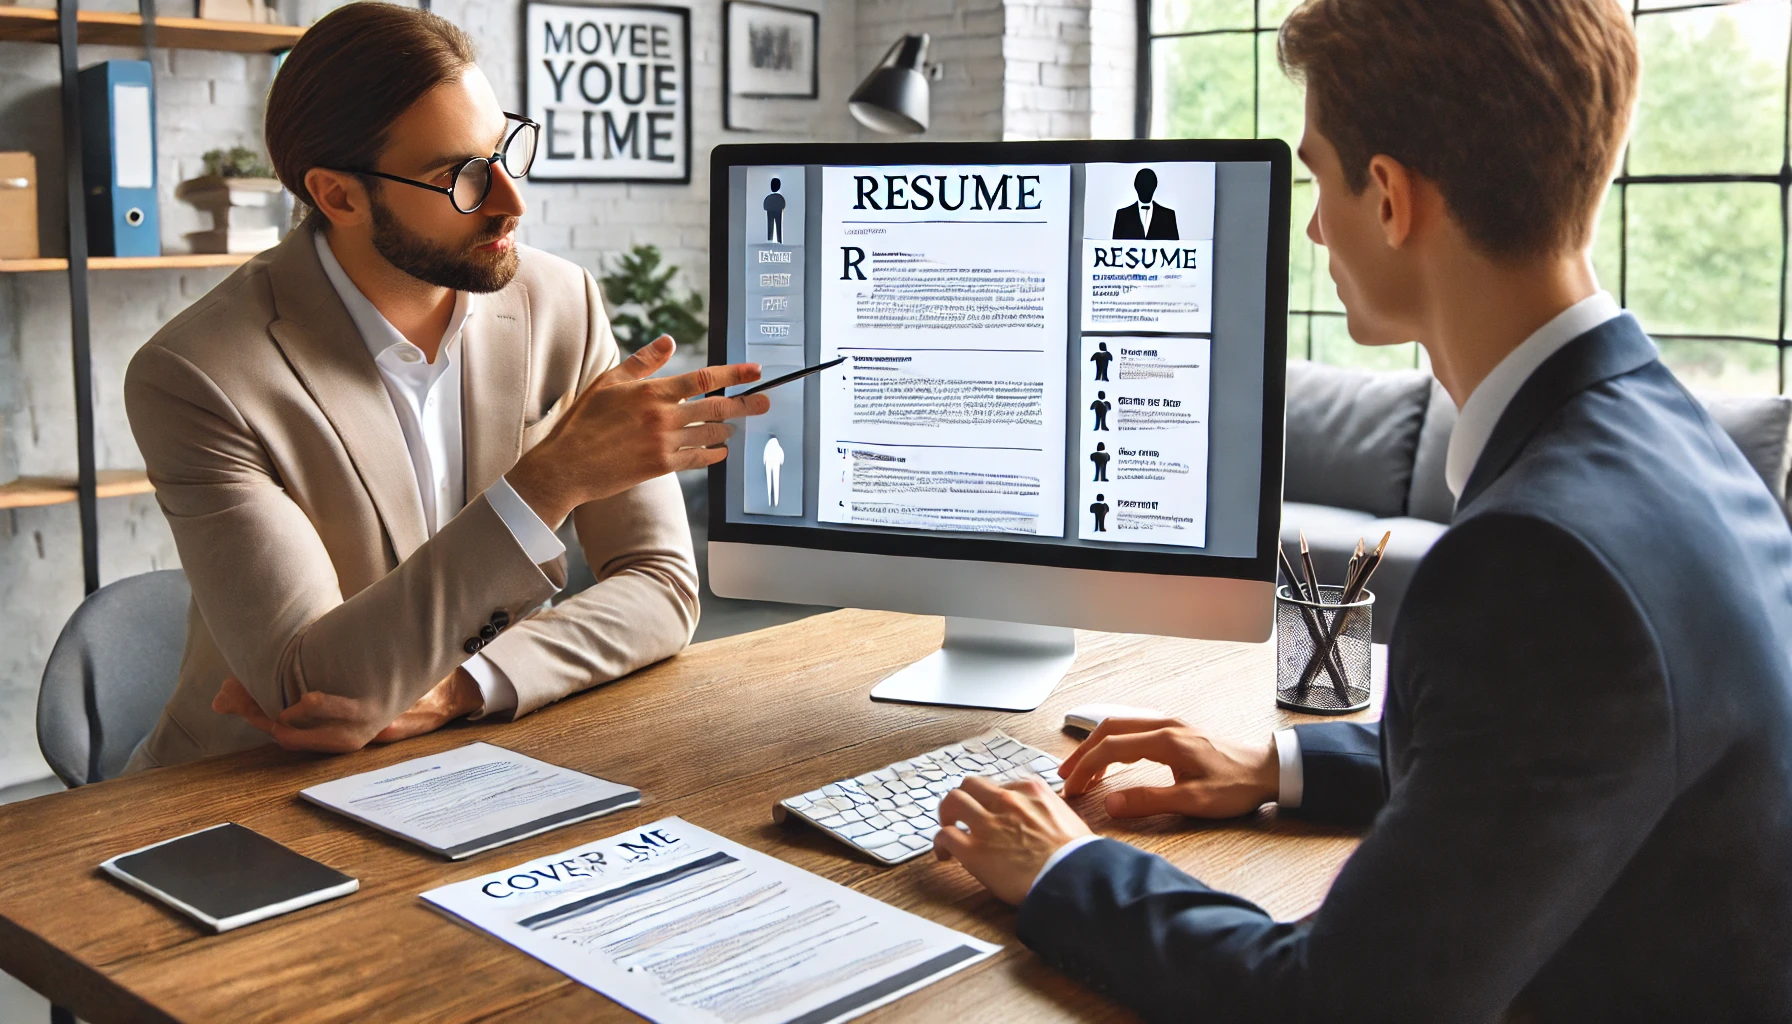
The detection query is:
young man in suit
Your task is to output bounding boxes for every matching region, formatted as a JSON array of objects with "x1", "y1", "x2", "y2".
[
  {"x1": 933, "y1": 0, "x2": 1792, "y2": 1018},
  {"x1": 122, "y1": 3, "x2": 769, "y2": 769}
]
